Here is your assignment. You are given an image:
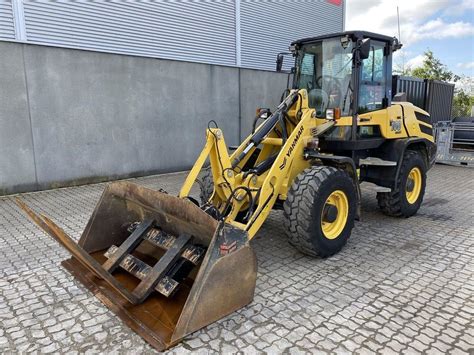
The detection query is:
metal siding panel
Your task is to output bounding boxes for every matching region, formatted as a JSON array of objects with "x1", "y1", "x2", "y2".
[
  {"x1": 393, "y1": 75, "x2": 427, "y2": 110},
  {"x1": 426, "y1": 80, "x2": 454, "y2": 124},
  {"x1": 0, "y1": 1, "x2": 15, "y2": 40},
  {"x1": 240, "y1": 0, "x2": 344, "y2": 70},
  {"x1": 22, "y1": 0, "x2": 237, "y2": 66},
  {"x1": 393, "y1": 76, "x2": 455, "y2": 123}
]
